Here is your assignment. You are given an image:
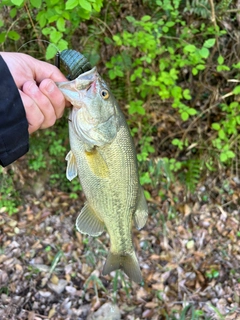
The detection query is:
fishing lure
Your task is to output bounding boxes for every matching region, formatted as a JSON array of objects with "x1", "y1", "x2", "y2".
[
  {"x1": 18, "y1": 41, "x2": 90, "y2": 80},
  {"x1": 57, "y1": 49, "x2": 92, "y2": 80}
]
